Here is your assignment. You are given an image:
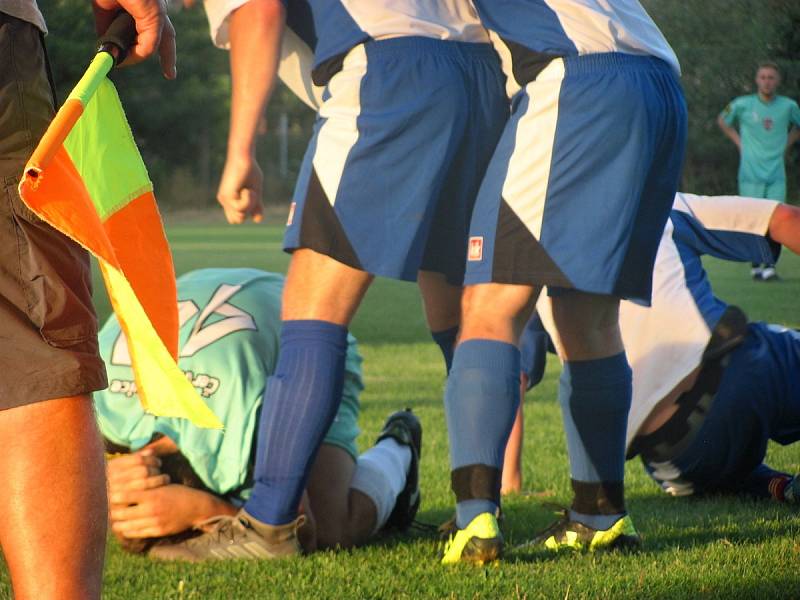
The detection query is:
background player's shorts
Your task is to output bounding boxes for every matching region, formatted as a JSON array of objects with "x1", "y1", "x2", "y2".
[
  {"x1": 0, "y1": 14, "x2": 106, "y2": 408},
  {"x1": 738, "y1": 180, "x2": 786, "y2": 203},
  {"x1": 644, "y1": 322, "x2": 800, "y2": 496},
  {"x1": 284, "y1": 36, "x2": 508, "y2": 285},
  {"x1": 465, "y1": 53, "x2": 687, "y2": 303}
]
